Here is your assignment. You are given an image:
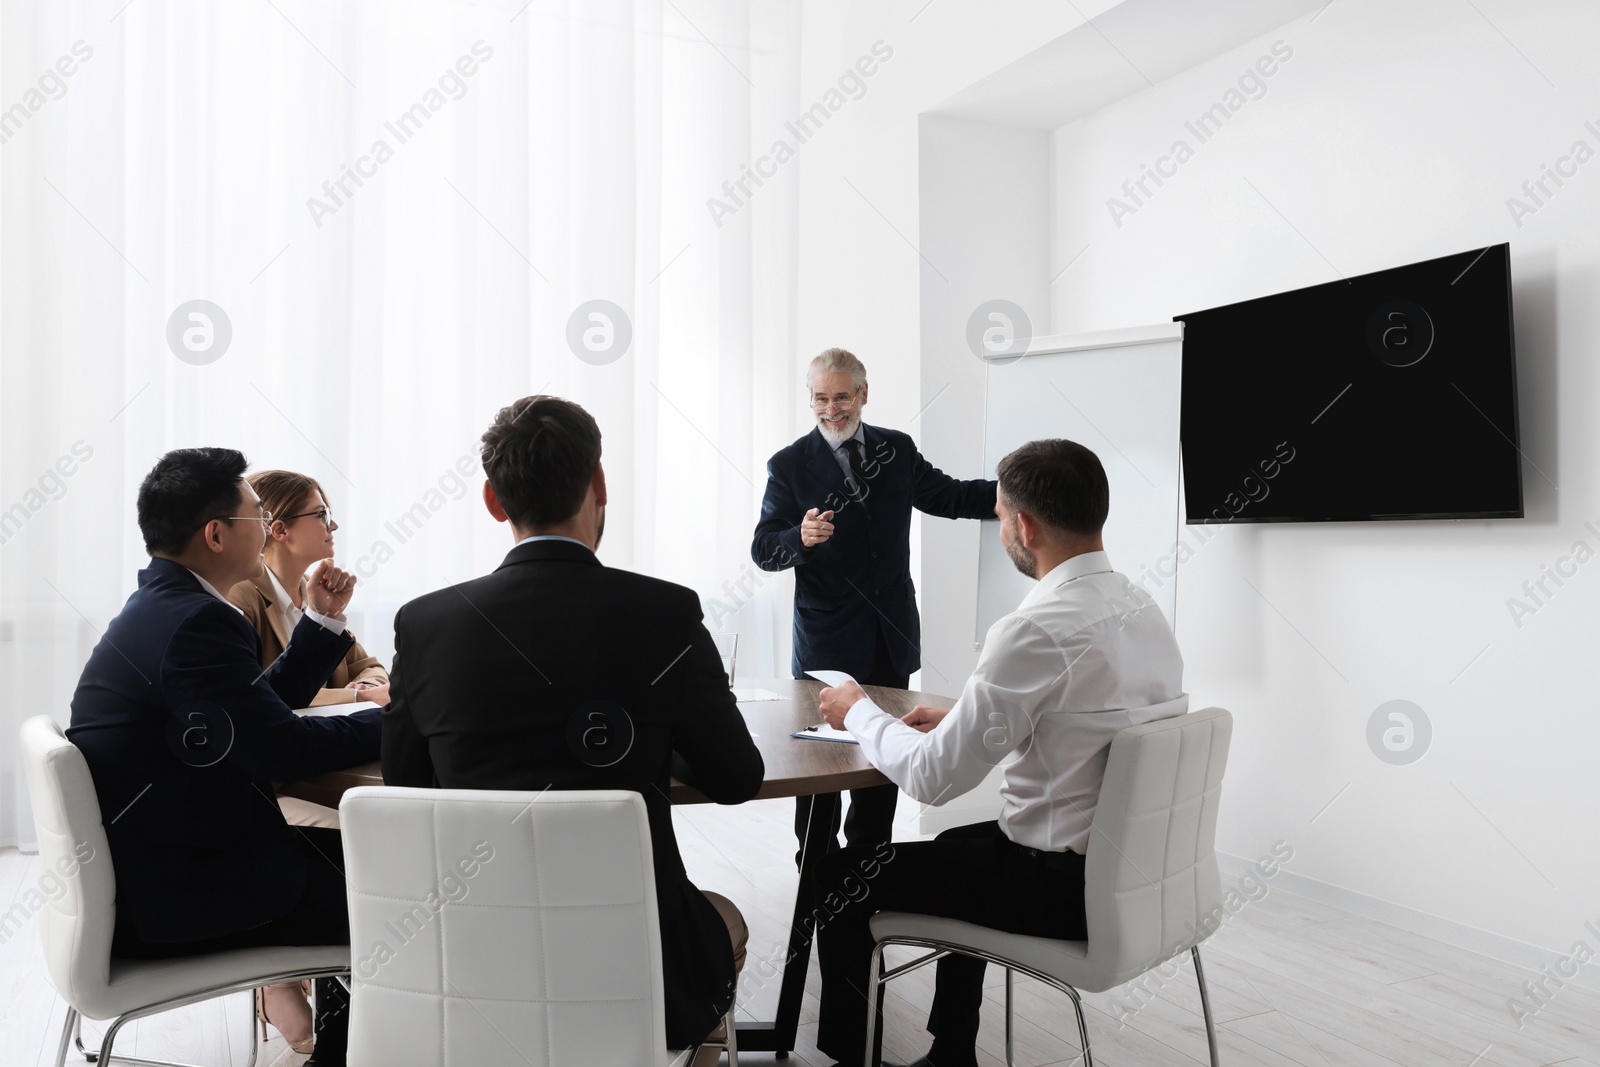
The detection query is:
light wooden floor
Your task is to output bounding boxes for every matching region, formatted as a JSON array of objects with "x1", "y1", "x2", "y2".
[{"x1": 2, "y1": 798, "x2": 1596, "y2": 1066}]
